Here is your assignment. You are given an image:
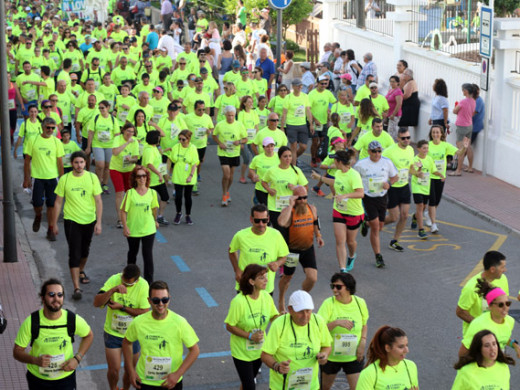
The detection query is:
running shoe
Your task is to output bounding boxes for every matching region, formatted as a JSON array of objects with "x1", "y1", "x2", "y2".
[
  {"x1": 157, "y1": 216, "x2": 170, "y2": 226},
  {"x1": 33, "y1": 215, "x2": 42, "y2": 232},
  {"x1": 311, "y1": 186, "x2": 325, "y2": 197},
  {"x1": 346, "y1": 253, "x2": 357, "y2": 272},
  {"x1": 102, "y1": 185, "x2": 110, "y2": 194},
  {"x1": 222, "y1": 195, "x2": 228, "y2": 207},
  {"x1": 340, "y1": 268, "x2": 348, "y2": 273},
  {"x1": 192, "y1": 190, "x2": 199, "y2": 196},
  {"x1": 375, "y1": 254, "x2": 385, "y2": 268},
  {"x1": 423, "y1": 210, "x2": 432, "y2": 227},
  {"x1": 186, "y1": 215, "x2": 193, "y2": 225},
  {"x1": 227, "y1": 192, "x2": 232, "y2": 202},
  {"x1": 360, "y1": 220, "x2": 368, "y2": 237},
  {"x1": 389, "y1": 240, "x2": 404, "y2": 252},
  {"x1": 431, "y1": 223, "x2": 439, "y2": 234},
  {"x1": 418, "y1": 229, "x2": 427, "y2": 239},
  {"x1": 173, "y1": 213, "x2": 182, "y2": 225},
  {"x1": 46, "y1": 229, "x2": 56, "y2": 242},
  {"x1": 116, "y1": 220, "x2": 123, "y2": 229},
  {"x1": 239, "y1": 178, "x2": 247, "y2": 184},
  {"x1": 411, "y1": 213, "x2": 417, "y2": 229}
]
